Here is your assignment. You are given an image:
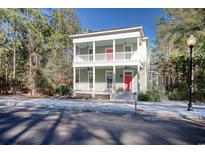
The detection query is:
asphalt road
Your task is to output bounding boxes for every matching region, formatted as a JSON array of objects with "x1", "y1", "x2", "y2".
[{"x1": 0, "y1": 105, "x2": 205, "y2": 145}]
